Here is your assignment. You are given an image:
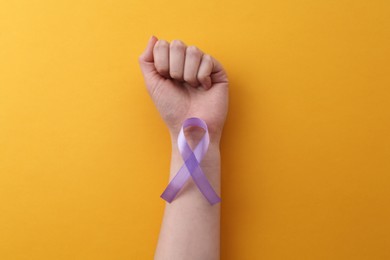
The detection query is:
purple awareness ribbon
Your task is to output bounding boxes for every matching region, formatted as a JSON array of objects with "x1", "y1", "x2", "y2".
[{"x1": 160, "y1": 117, "x2": 221, "y2": 205}]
